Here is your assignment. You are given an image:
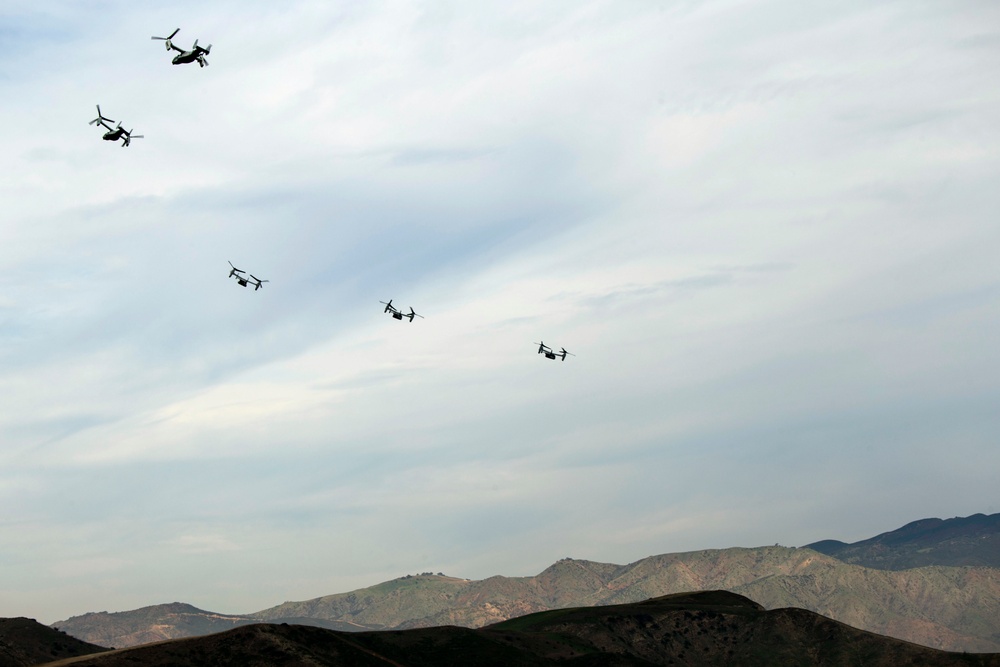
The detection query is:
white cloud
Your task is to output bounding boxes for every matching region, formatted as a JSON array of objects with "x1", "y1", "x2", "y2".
[{"x1": 1, "y1": 0, "x2": 999, "y2": 623}]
